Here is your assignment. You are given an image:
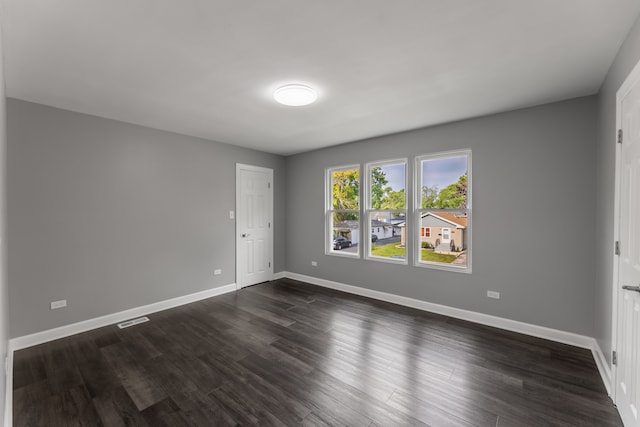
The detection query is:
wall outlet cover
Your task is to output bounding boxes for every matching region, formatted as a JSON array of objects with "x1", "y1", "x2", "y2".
[
  {"x1": 487, "y1": 291, "x2": 500, "y2": 299},
  {"x1": 50, "y1": 299, "x2": 67, "y2": 310}
]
